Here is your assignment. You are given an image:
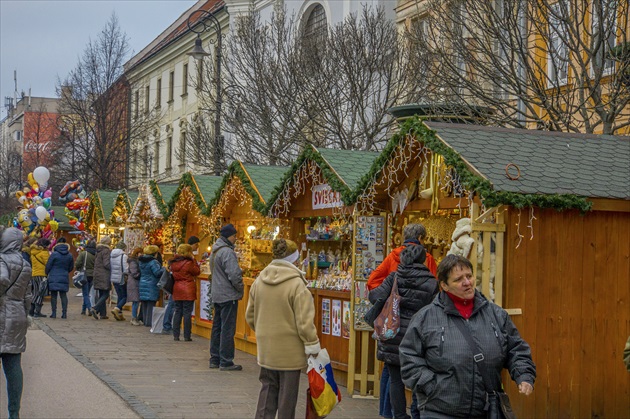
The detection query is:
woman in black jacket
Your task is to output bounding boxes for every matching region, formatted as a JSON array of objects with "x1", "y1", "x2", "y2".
[{"x1": 369, "y1": 245, "x2": 438, "y2": 419}]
